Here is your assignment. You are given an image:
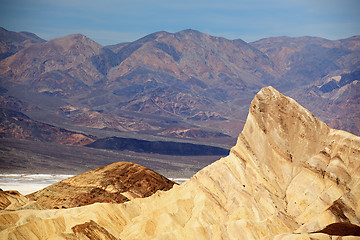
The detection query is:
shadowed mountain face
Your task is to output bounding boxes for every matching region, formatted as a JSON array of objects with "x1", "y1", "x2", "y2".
[
  {"x1": 86, "y1": 136, "x2": 229, "y2": 156},
  {"x1": 26, "y1": 161, "x2": 176, "y2": 209},
  {"x1": 0, "y1": 27, "x2": 359, "y2": 142},
  {"x1": 1, "y1": 87, "x2": 359, "y2": 239}
]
